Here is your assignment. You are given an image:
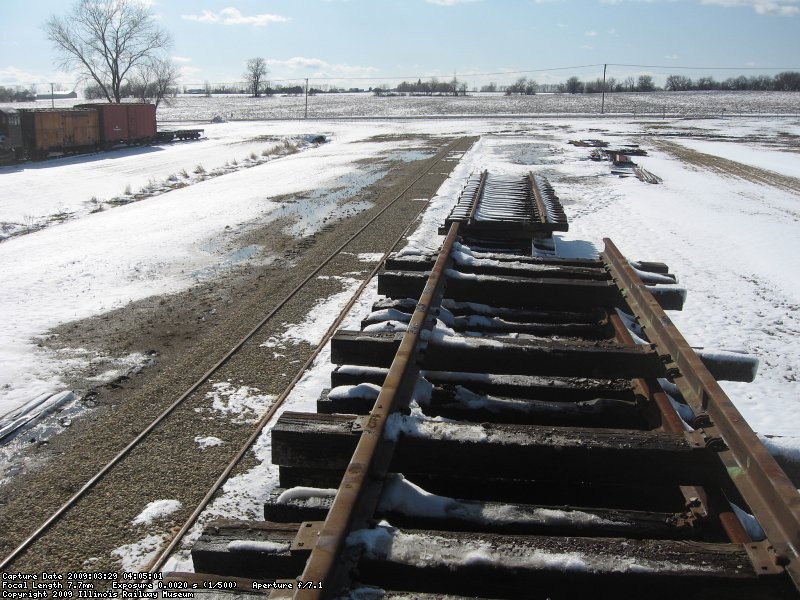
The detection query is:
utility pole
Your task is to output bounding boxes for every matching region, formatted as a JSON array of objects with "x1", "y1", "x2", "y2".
[
  {"x1": 601, "y1": 64, "x2": 607, "y2": 115},
  {"x1": 50, "y1": 83, "x2": 55, "y2": 108},
  {"x1": 304, "y1": 78, "x2": 309, "y2": 119}
]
